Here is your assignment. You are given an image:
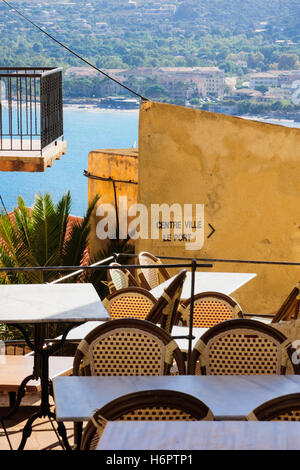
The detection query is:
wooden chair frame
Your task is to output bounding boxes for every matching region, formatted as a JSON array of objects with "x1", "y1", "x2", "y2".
[
  {"x1": 188, "y1": 318, "x2": 297, "y2": 375},
  {"x1": 179, "y1": 291, "x2": 243, "y2": 328},
  {"x1": 137, "y1": 251, "x2": 171, "y2": 290},
  {"x1": 271, "y1": 282, "x2": 300, "y2": 323},
  {"x1": 247, "y1": 393, "x2": 300, "y2": 421},
  {"x1": 81, "y1": 389, "x2": 214, "y2": 450},
  {"x1": 146, "y1": 269, "x2": 186, "y2": 334}
]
